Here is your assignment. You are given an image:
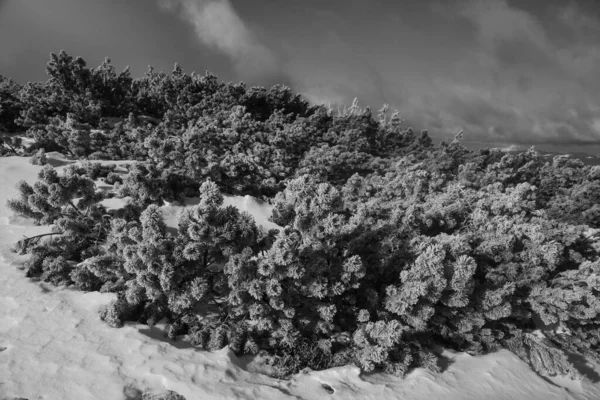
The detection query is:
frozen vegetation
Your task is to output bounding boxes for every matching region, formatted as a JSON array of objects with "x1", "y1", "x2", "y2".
[{"x1": 1, "y1": 51, "x2": 600, "y2": 399}]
